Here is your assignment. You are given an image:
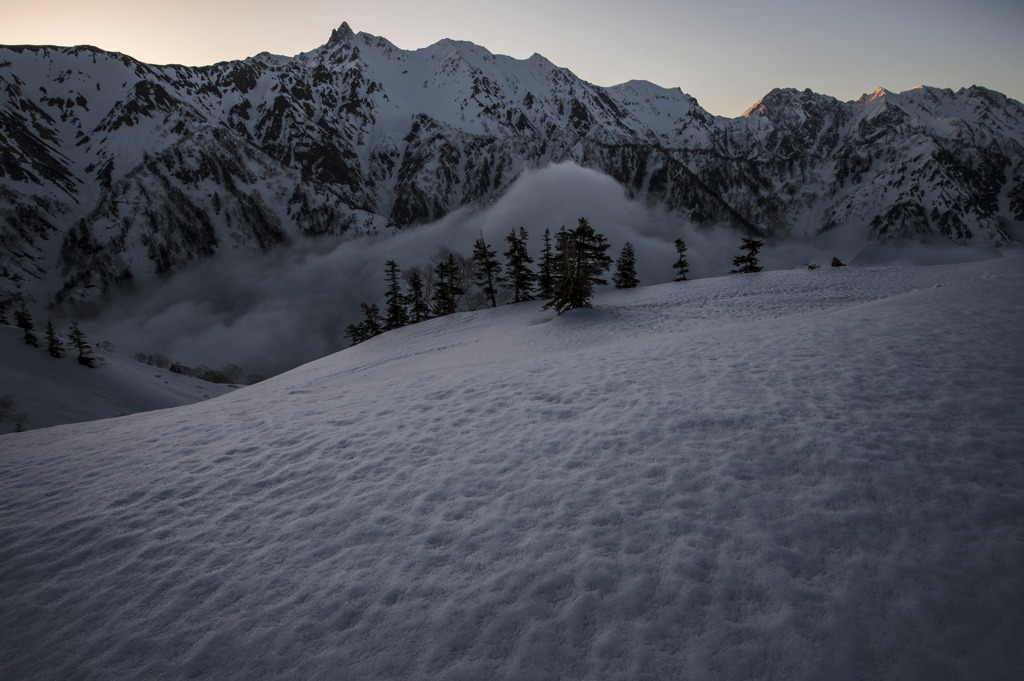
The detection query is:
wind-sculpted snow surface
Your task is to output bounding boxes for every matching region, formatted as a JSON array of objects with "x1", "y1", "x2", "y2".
[{"x1": 2, "y1": 257, "x2": 1023, "y2": 679}]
